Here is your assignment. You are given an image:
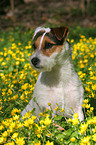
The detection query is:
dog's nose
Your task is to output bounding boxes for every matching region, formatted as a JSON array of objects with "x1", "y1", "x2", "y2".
[{"x1": 31, "y1": 57, "x2": 40, "y2": 66}]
